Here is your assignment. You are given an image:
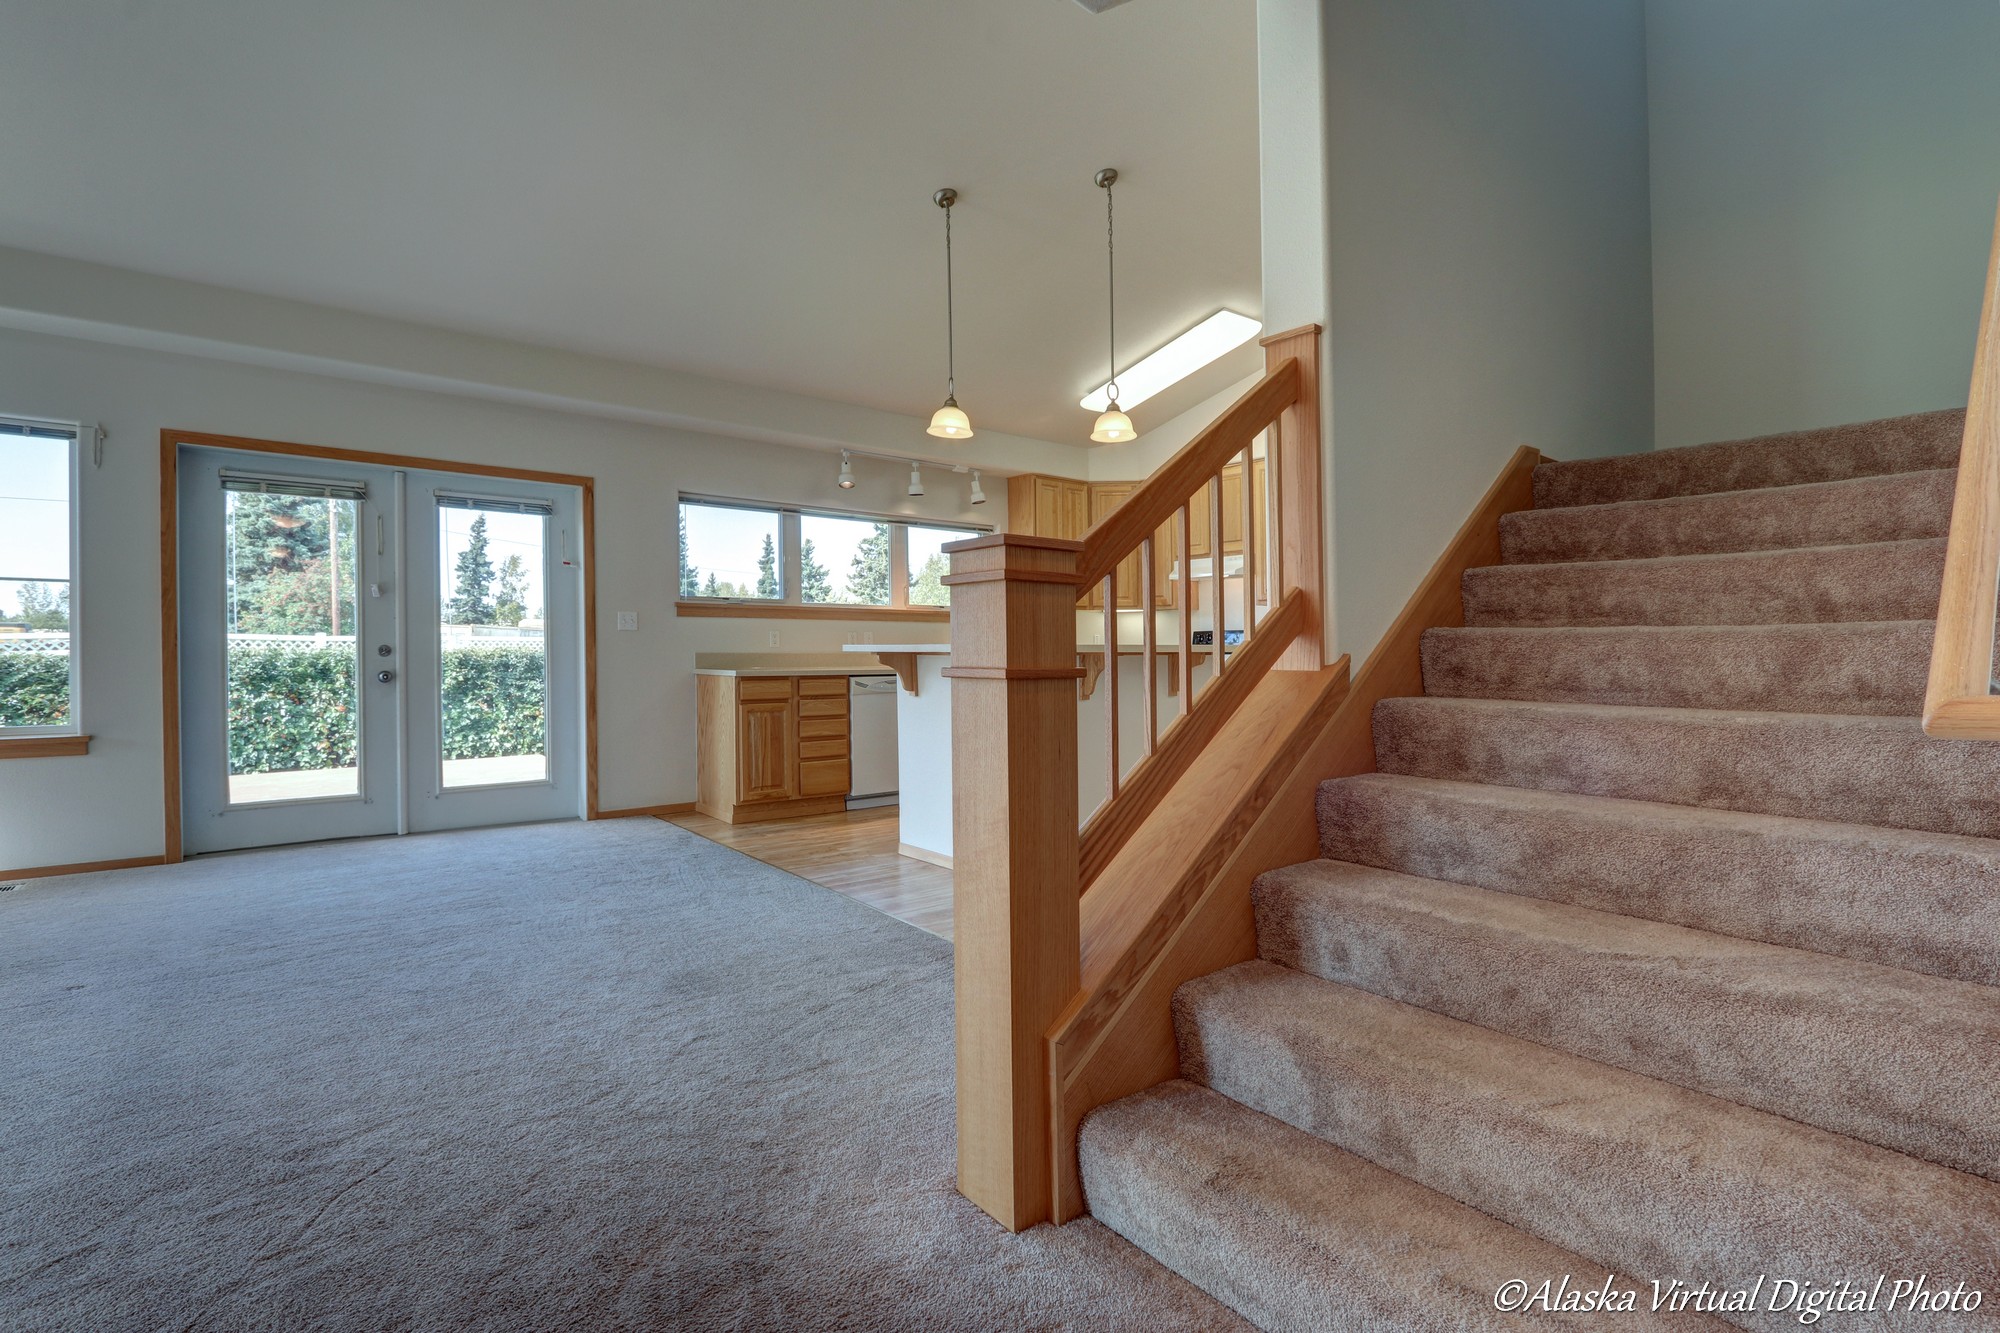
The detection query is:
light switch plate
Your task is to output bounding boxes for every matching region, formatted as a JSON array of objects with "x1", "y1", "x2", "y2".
[
  {"x1": 616, "y1": 611, "x2": 638, "y2": 631},
  {"x1": 768, "y1": 630, "x2": 781, "y2": 646}
]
